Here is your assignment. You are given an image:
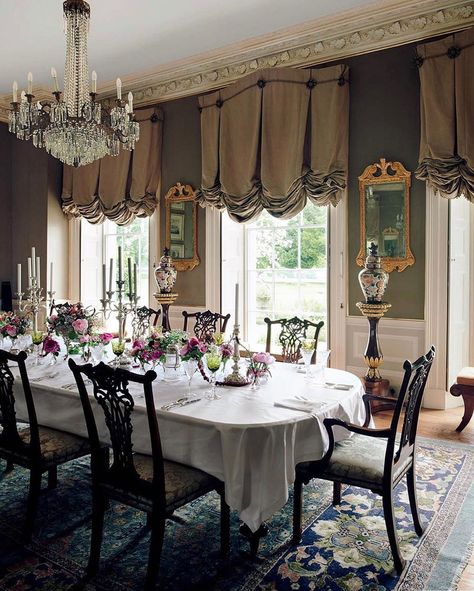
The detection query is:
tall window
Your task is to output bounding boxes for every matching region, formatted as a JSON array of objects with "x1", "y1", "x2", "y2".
[
  {"x1": 80, "y1": 218, "x2": 149, "y2": 311},
  {"x1": 222, "y1": 203, "x2": 328, "y2": 352}
]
